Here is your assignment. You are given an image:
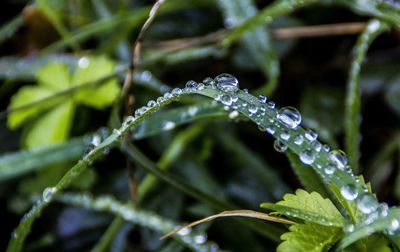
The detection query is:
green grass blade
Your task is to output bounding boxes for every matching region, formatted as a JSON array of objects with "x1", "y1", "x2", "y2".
[
  {"x1": 56, "y1": 193, "x2": 221, "y2": 252},
  {"x1": 0, "y1": 137, "x2": 84, "y2": 182},
  {"x1": 134, "y1": 103, "x2": 226, "y2": 140},
  {"x1": 217, "y1": 0, "x2": 279, "y2": 95},
  {"x1": 0, "y1": 14, "x2": 24, "y2": 45},
  {"x1": 345, "y1": 19, "x2": 389, "y2": 172},
  {"x1": 222, "y1": 0, "x2": 317, "y2": 47},
  {"x1": 92, "y1": 217, "x2": 125, "y2": 252}
]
